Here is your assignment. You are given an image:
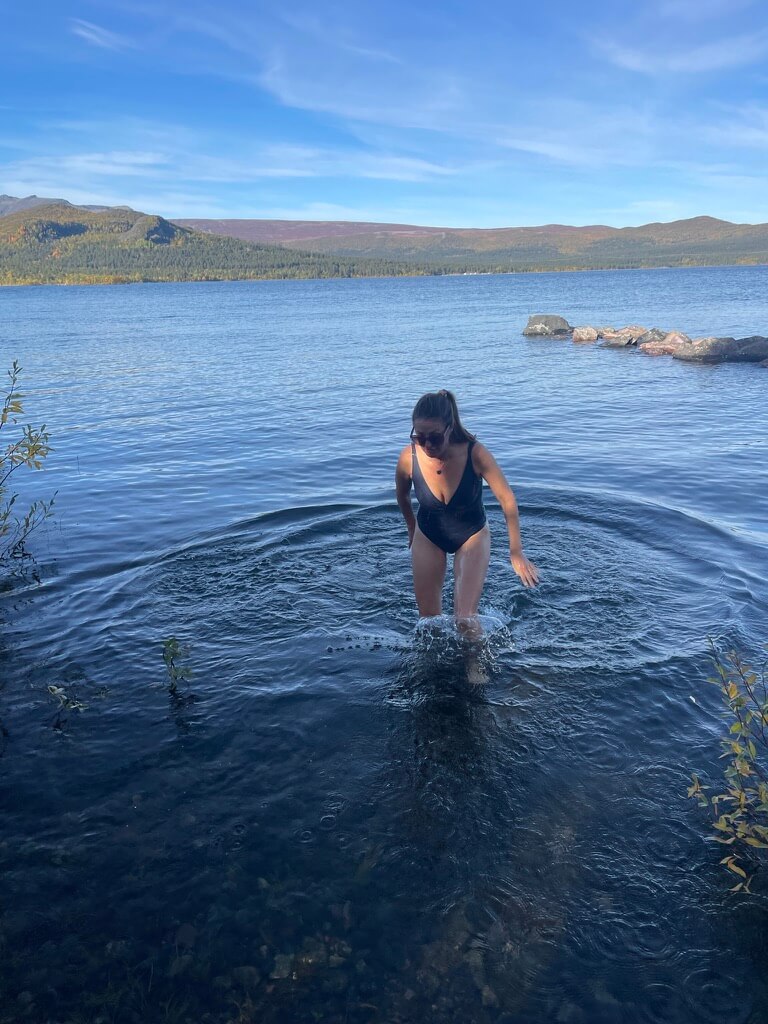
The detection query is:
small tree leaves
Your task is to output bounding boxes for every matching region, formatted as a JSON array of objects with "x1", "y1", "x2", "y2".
[
  {"x1": 1, "y1": 361, "x2": 54, "y2": 561},
  {"x1": 689, "y1": 643, "x2": 768, "y2": 894}
]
